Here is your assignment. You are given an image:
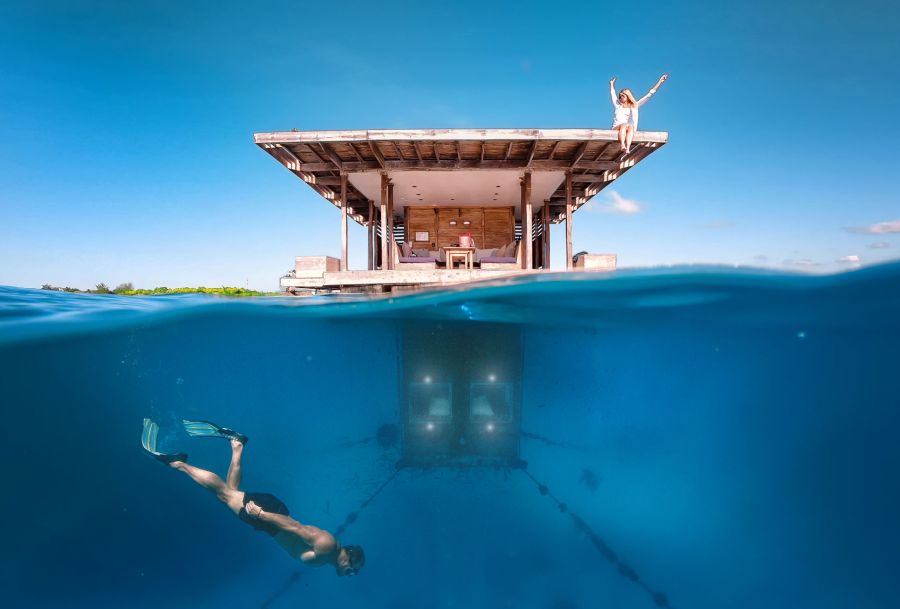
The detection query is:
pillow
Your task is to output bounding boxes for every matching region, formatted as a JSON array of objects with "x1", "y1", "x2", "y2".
[
  {"x1": 475, "y1": 248, "x2": 494, "y2": 262},
  {"x1": 412, "y1": 248, "x2": 430, "y2": 257},
  {"x1": 501, "y1": 241, "x2": 515, "y2": 257},
  {"x1": 508, "y1": 241, "x2": 518, "y2": 258},
  {"x1": 399, "y1": 242, "x2": 413, "y2": 257}
]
